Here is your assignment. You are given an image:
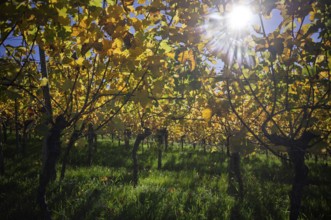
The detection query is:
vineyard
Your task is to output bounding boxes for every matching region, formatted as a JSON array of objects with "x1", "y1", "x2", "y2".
[{"x1": 0, "y1": 0, "x2": 330, "y2": 219}]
